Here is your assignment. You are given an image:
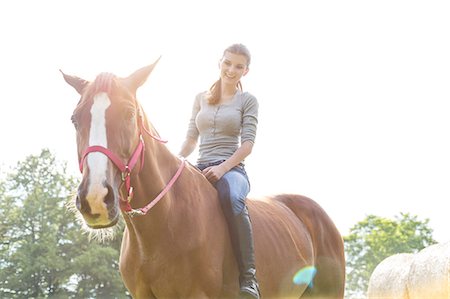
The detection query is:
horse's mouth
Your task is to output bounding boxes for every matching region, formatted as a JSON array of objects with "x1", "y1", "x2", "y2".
[{"x1": 86, "y1": 213, "x2": 119, "y2": 229}]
